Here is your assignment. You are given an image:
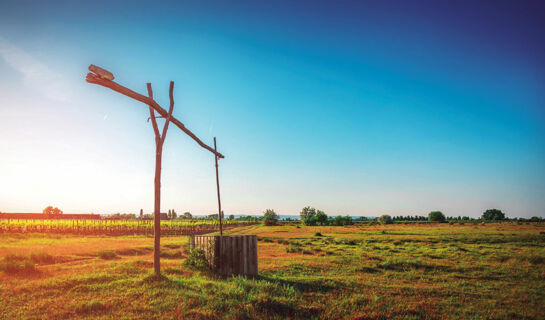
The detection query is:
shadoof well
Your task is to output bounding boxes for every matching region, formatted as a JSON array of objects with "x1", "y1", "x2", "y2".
[{"x1": 86, "y1": 65, "x2": 257, "y2": 277}]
